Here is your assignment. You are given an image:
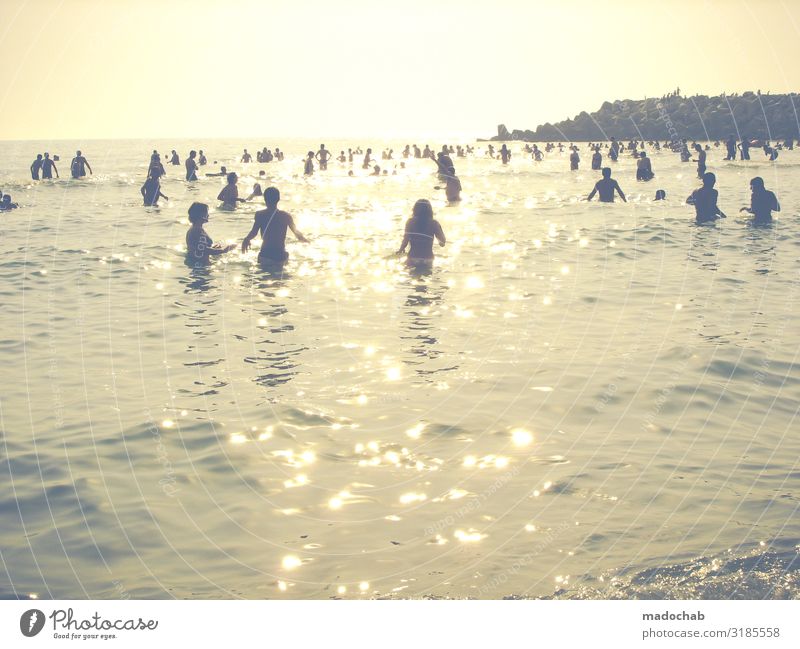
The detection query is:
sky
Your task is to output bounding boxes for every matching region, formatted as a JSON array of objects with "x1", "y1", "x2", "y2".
[{"x1": 1, "y1": 0, "x2": 800, "y2": 140}]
